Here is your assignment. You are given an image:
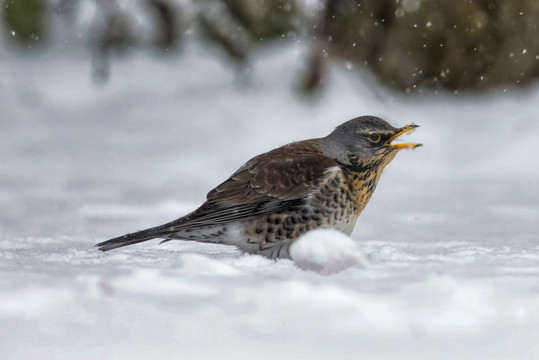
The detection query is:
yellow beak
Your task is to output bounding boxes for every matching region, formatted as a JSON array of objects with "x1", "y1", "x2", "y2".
[{"x1": 387, "y1": 124, "x2": 422, "y2": 149}]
